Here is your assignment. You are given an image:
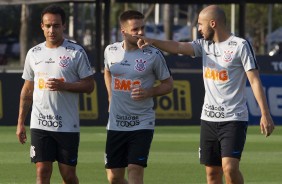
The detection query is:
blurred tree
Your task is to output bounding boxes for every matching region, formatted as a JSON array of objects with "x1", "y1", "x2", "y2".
[
  {"x1": 0, "y1": 6, "x2": 21, "y2": 37},
  {"x1": 272, "y1": 4, "x2": 282, "y2": 29},
  {"x1": 220, "y1": 4, "x2": 282, "y2": 55},
  {"x1": 20, "y1": 4, "x2": 29, "y2": 66},
  {"x1": 163, "y1": 4, "x2": 173, "y2": 40},
  {"x1": 110, "y1": 1, "x2": 137, "y2": 42},
  {"x1": 245, "y1": 4, "x2": 268, "y2": 54}
]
